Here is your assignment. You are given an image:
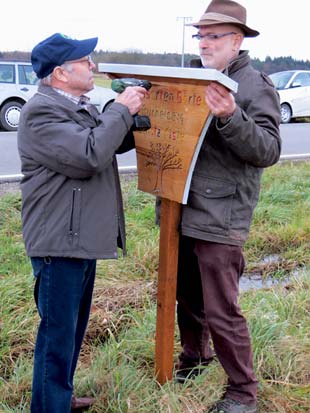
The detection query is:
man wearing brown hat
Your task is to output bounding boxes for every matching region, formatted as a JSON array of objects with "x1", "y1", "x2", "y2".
[
  {"x1": 175, "y1": 1, "x2": 281, "y2": 412},
  {"x1": 18, "y1": 33, "x2": 148, "y2": 413}
]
